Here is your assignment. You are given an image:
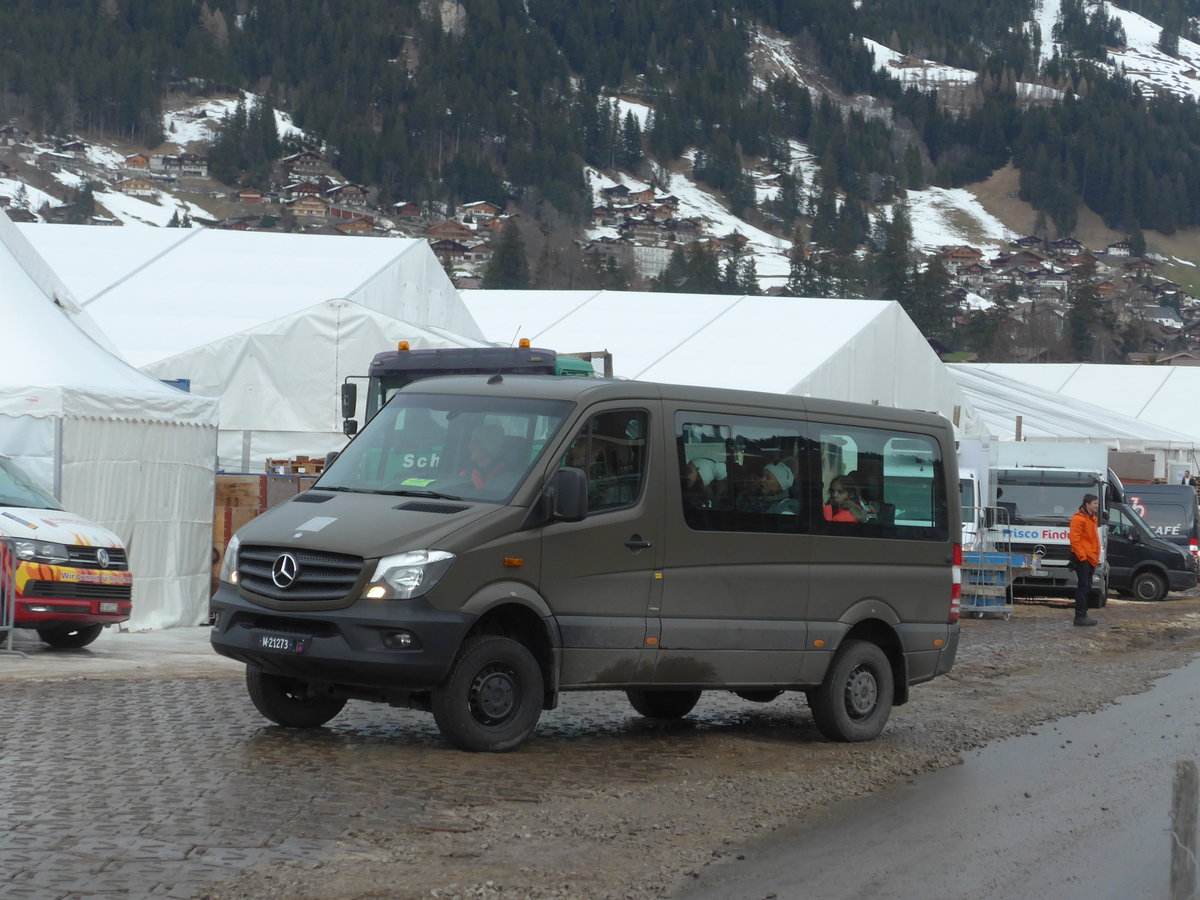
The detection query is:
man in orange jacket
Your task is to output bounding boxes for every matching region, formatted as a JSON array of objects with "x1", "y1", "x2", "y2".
[{"x1": 1069, "y1": 493, "x2": 1101, "y2": 626}]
